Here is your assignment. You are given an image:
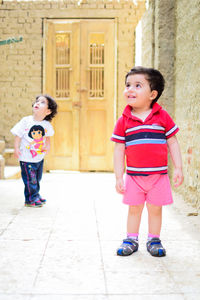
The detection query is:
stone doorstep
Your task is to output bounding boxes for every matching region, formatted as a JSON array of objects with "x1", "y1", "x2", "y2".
[
  {"x1": 1, "y1": 148, "x2": 20, "y2": 179},
  {"x1": 4, "y1": 148, "x2": 19, "y2": 166},
  {"x1": 0, "y1": 140, "x2": 5, "y2": 154},
  {"x1": 4, "y1": 166, "x2": 21, "y2": 180}
]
